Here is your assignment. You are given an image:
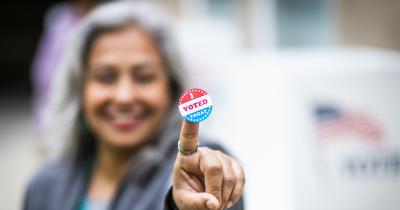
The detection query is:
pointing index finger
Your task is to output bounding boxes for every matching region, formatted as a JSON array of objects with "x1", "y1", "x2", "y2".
[{"x1": 179, "y1": 120, "x2": 200, "y2": 152}]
